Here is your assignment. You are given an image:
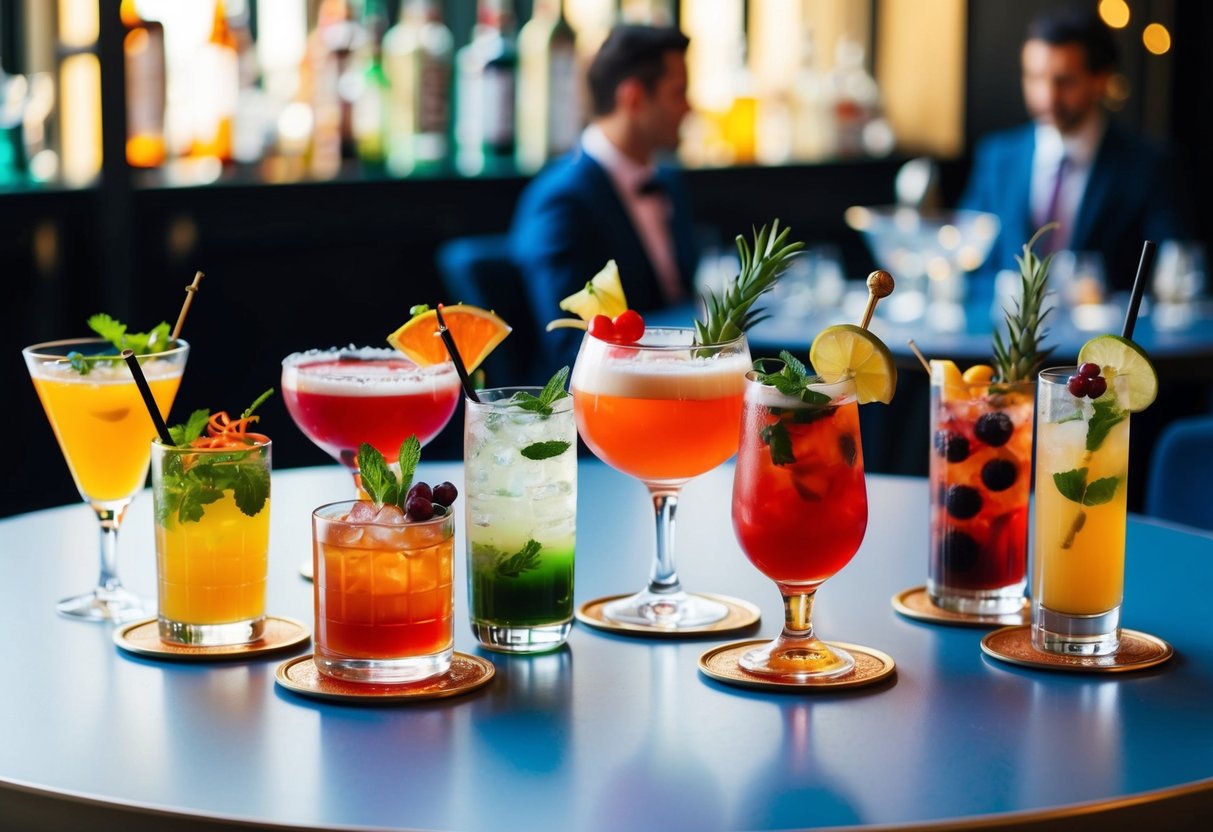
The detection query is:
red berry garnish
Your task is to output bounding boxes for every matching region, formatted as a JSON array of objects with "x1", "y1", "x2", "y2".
[
  {"x1": 612, "y1": 309, "x2": 645, "y2": 343},
  {"x1": 406, "y1": 482, "x2": 433, "y2": 504},
  {"x1": 432, "y1": 481, "x2": 458, "y2": 507},
  {"x1": 405, "y1": 493, "x2": 434, "y2": 521},
  {"x1": 588, "y1": 314, "x2": 616, "y2": 341},
  {"x1": 1086, "y1": 376, "x2": 1107, "y2": 398},
  {"x1": 1078, "y1": 362, "x2": 1102, "y2": 379},
  {"x1": 1067, "y1": 375, "x2": 1091, "y2": 398}
]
